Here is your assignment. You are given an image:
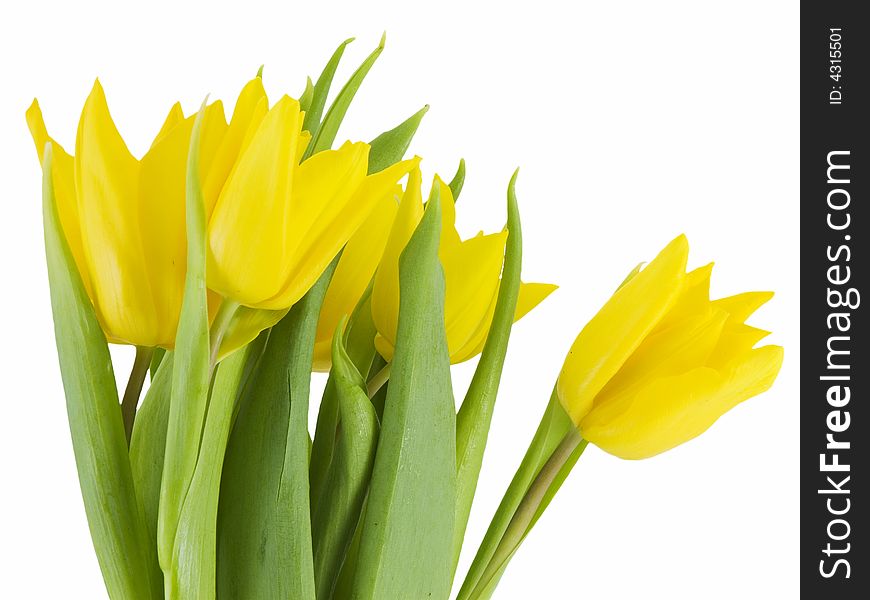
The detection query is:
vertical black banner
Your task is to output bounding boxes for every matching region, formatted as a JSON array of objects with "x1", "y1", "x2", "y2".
[{"x1": 802, "y1": 2, "x2": 867, "y2": 597}]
